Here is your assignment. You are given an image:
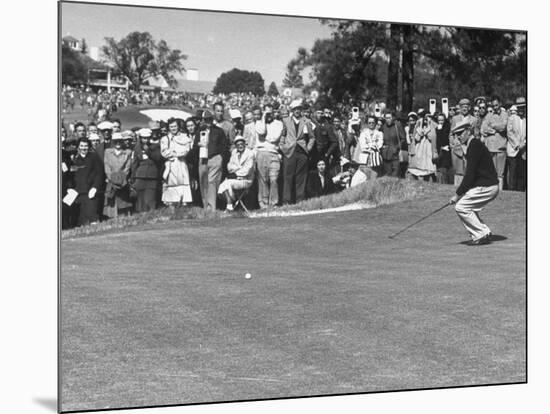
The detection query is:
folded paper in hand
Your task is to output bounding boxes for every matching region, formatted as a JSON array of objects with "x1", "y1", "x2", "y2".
[{"x1": 63, "y1": 189, "x2": 78, "y2": 206}]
